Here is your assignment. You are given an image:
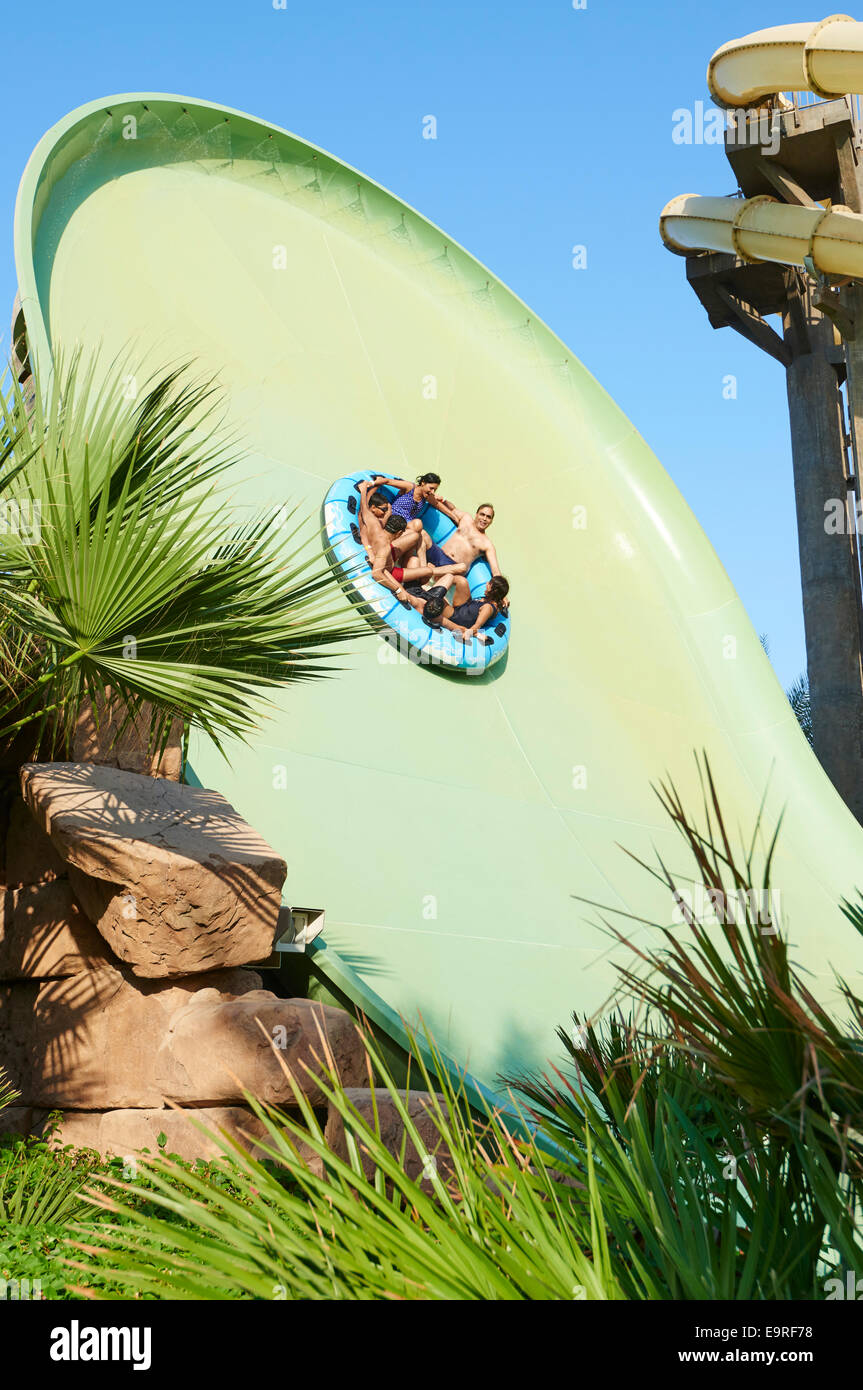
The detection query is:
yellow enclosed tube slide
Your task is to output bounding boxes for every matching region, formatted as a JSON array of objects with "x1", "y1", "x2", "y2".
[
  {"x1": 662, "y1": 17, "x2": 863, "y2": 278},
  {"x1": 708, "y1": 16, "x2": 863, "y2": 109},
  {"x1": 660, "y1": 193, "x2": 863, "y2": 276}
]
